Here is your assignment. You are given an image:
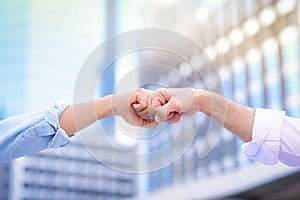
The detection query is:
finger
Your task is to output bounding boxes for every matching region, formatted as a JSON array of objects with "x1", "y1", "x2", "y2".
[
  {"x1": 167, "y1": 112, "x2": 175, "y2": 119},
  {"x1": 155, "y1": 98, "x2": 180, "y2": 123},
  {"x1": 150, "y1": 96, "x2": 163, "y2": 107},
  {"x1": 132, "y1": 102, "x2": 146, "y2": 113},
  {"x1": 154, "y1": 110, "x2": 176, "y2": 123},
  {"x1": 154, "y1": 106, "x2": 170, "y2": 123},
  {"x1": 133, "y1": 95, "x2": 155, "y2": 120},
  {"x1": 166, "y1": 112, "x2": 182, "y2": 124},
  {"x1": 133, "y1": 105, "x2": 152, "y2": 121},
  {"x1": 149, "y1": 96, "x2": 169, "y2": 121},
  {"x1": 133, "y1": 114, "x2": 159, "y2": 129},
  {"x1": 151, "y1": 89, "x2": 168, "y2": 107},
  {"x1": 127, "y1": 106, "x2": 156, "y2": 128},
  {"x1": 149, "y1": 105, "x2": 160, "y2": 121},
  {"x1": 132, "y1": 89, "x2": 153, "y2": 117}
]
